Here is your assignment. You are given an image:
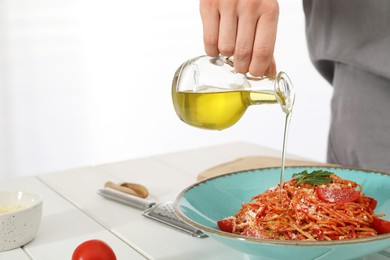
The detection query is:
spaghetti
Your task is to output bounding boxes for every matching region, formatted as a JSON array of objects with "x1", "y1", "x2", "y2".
[{"x1": 217, "y1": 171, "x2": 389, "y2": 240}]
